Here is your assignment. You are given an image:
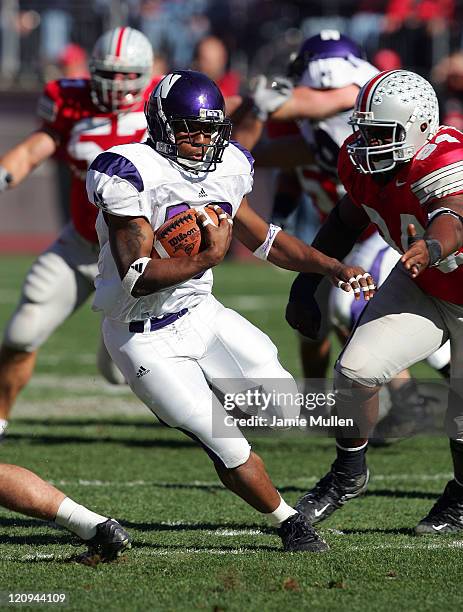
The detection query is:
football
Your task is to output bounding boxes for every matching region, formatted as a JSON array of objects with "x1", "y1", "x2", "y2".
[{"x1": 152, "y1": 207, "x2": 219, "y2": 258}]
